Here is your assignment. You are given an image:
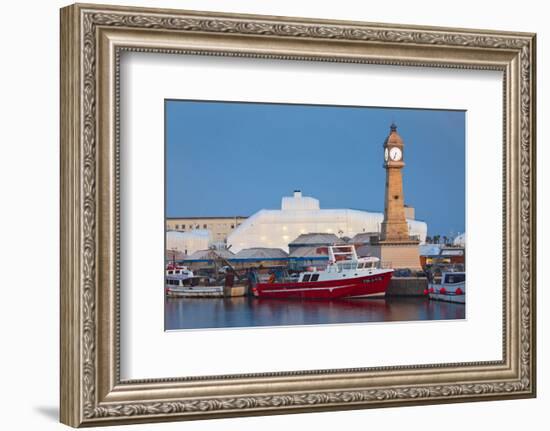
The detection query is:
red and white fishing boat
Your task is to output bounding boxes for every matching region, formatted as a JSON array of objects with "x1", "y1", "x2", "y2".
[{"x1": 253, "y1": 245, "x2": 393, "y2": 299}]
